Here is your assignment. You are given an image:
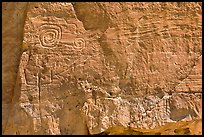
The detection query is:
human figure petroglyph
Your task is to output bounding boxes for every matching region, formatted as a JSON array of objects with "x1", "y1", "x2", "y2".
[{"x1": 19, "y1": 12, "x2": 90, "y2": 134}]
